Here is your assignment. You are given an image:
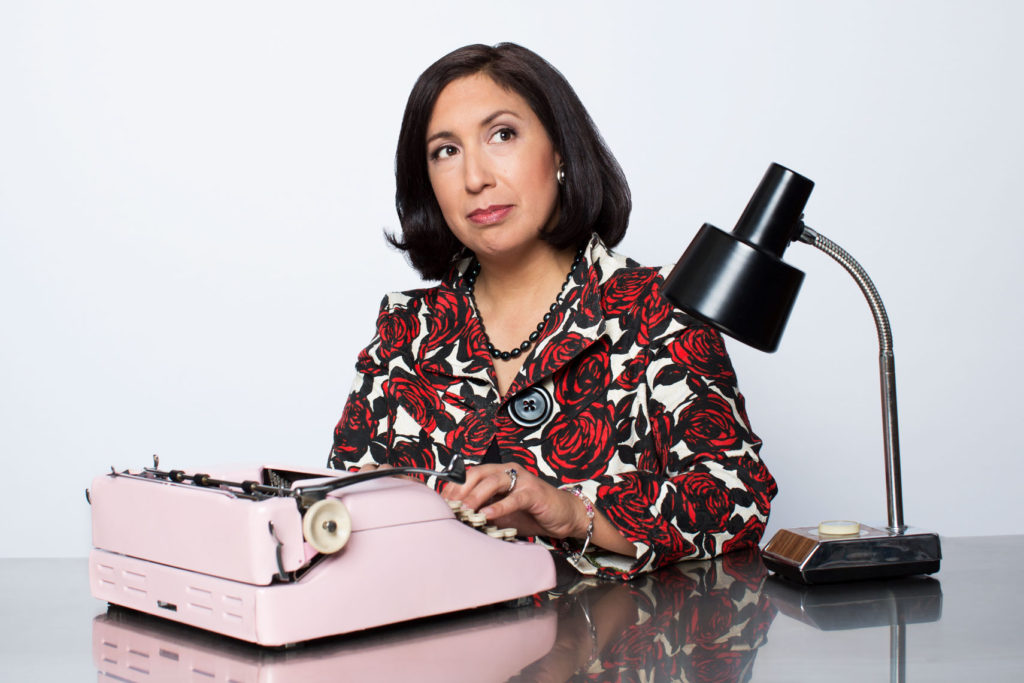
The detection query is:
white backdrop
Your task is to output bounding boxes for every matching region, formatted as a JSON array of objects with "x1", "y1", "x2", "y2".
[{"x1": 2, "y1": 1, "x2": 1021, "y2": 558}]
